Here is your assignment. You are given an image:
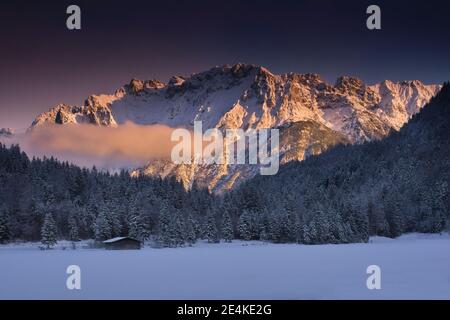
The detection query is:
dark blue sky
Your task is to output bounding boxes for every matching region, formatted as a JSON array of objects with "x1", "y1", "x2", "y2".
[{"x1": 1, "y1": 0, "x2": 449, "y2": 130}]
